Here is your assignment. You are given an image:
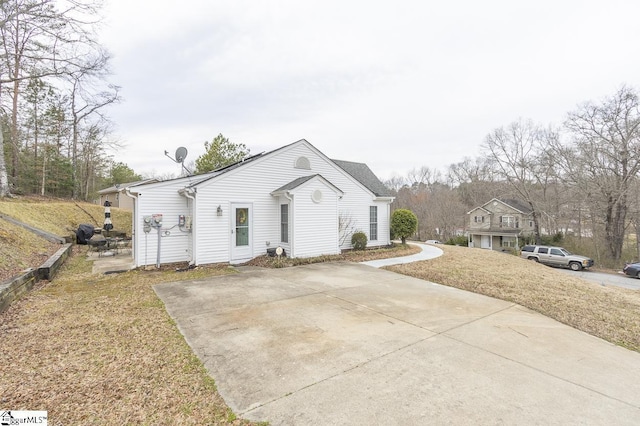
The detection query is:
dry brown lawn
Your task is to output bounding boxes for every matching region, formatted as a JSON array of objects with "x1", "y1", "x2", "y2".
[
  {"x1": 0, "y1": 247, "x2": 258, "y2": 425},
  {"x1": 387, "y1": 244, "x2": 640, "y2": 352},
  {"x1": 2, "y1": 235, "x2": 639, "y2": 424}
]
